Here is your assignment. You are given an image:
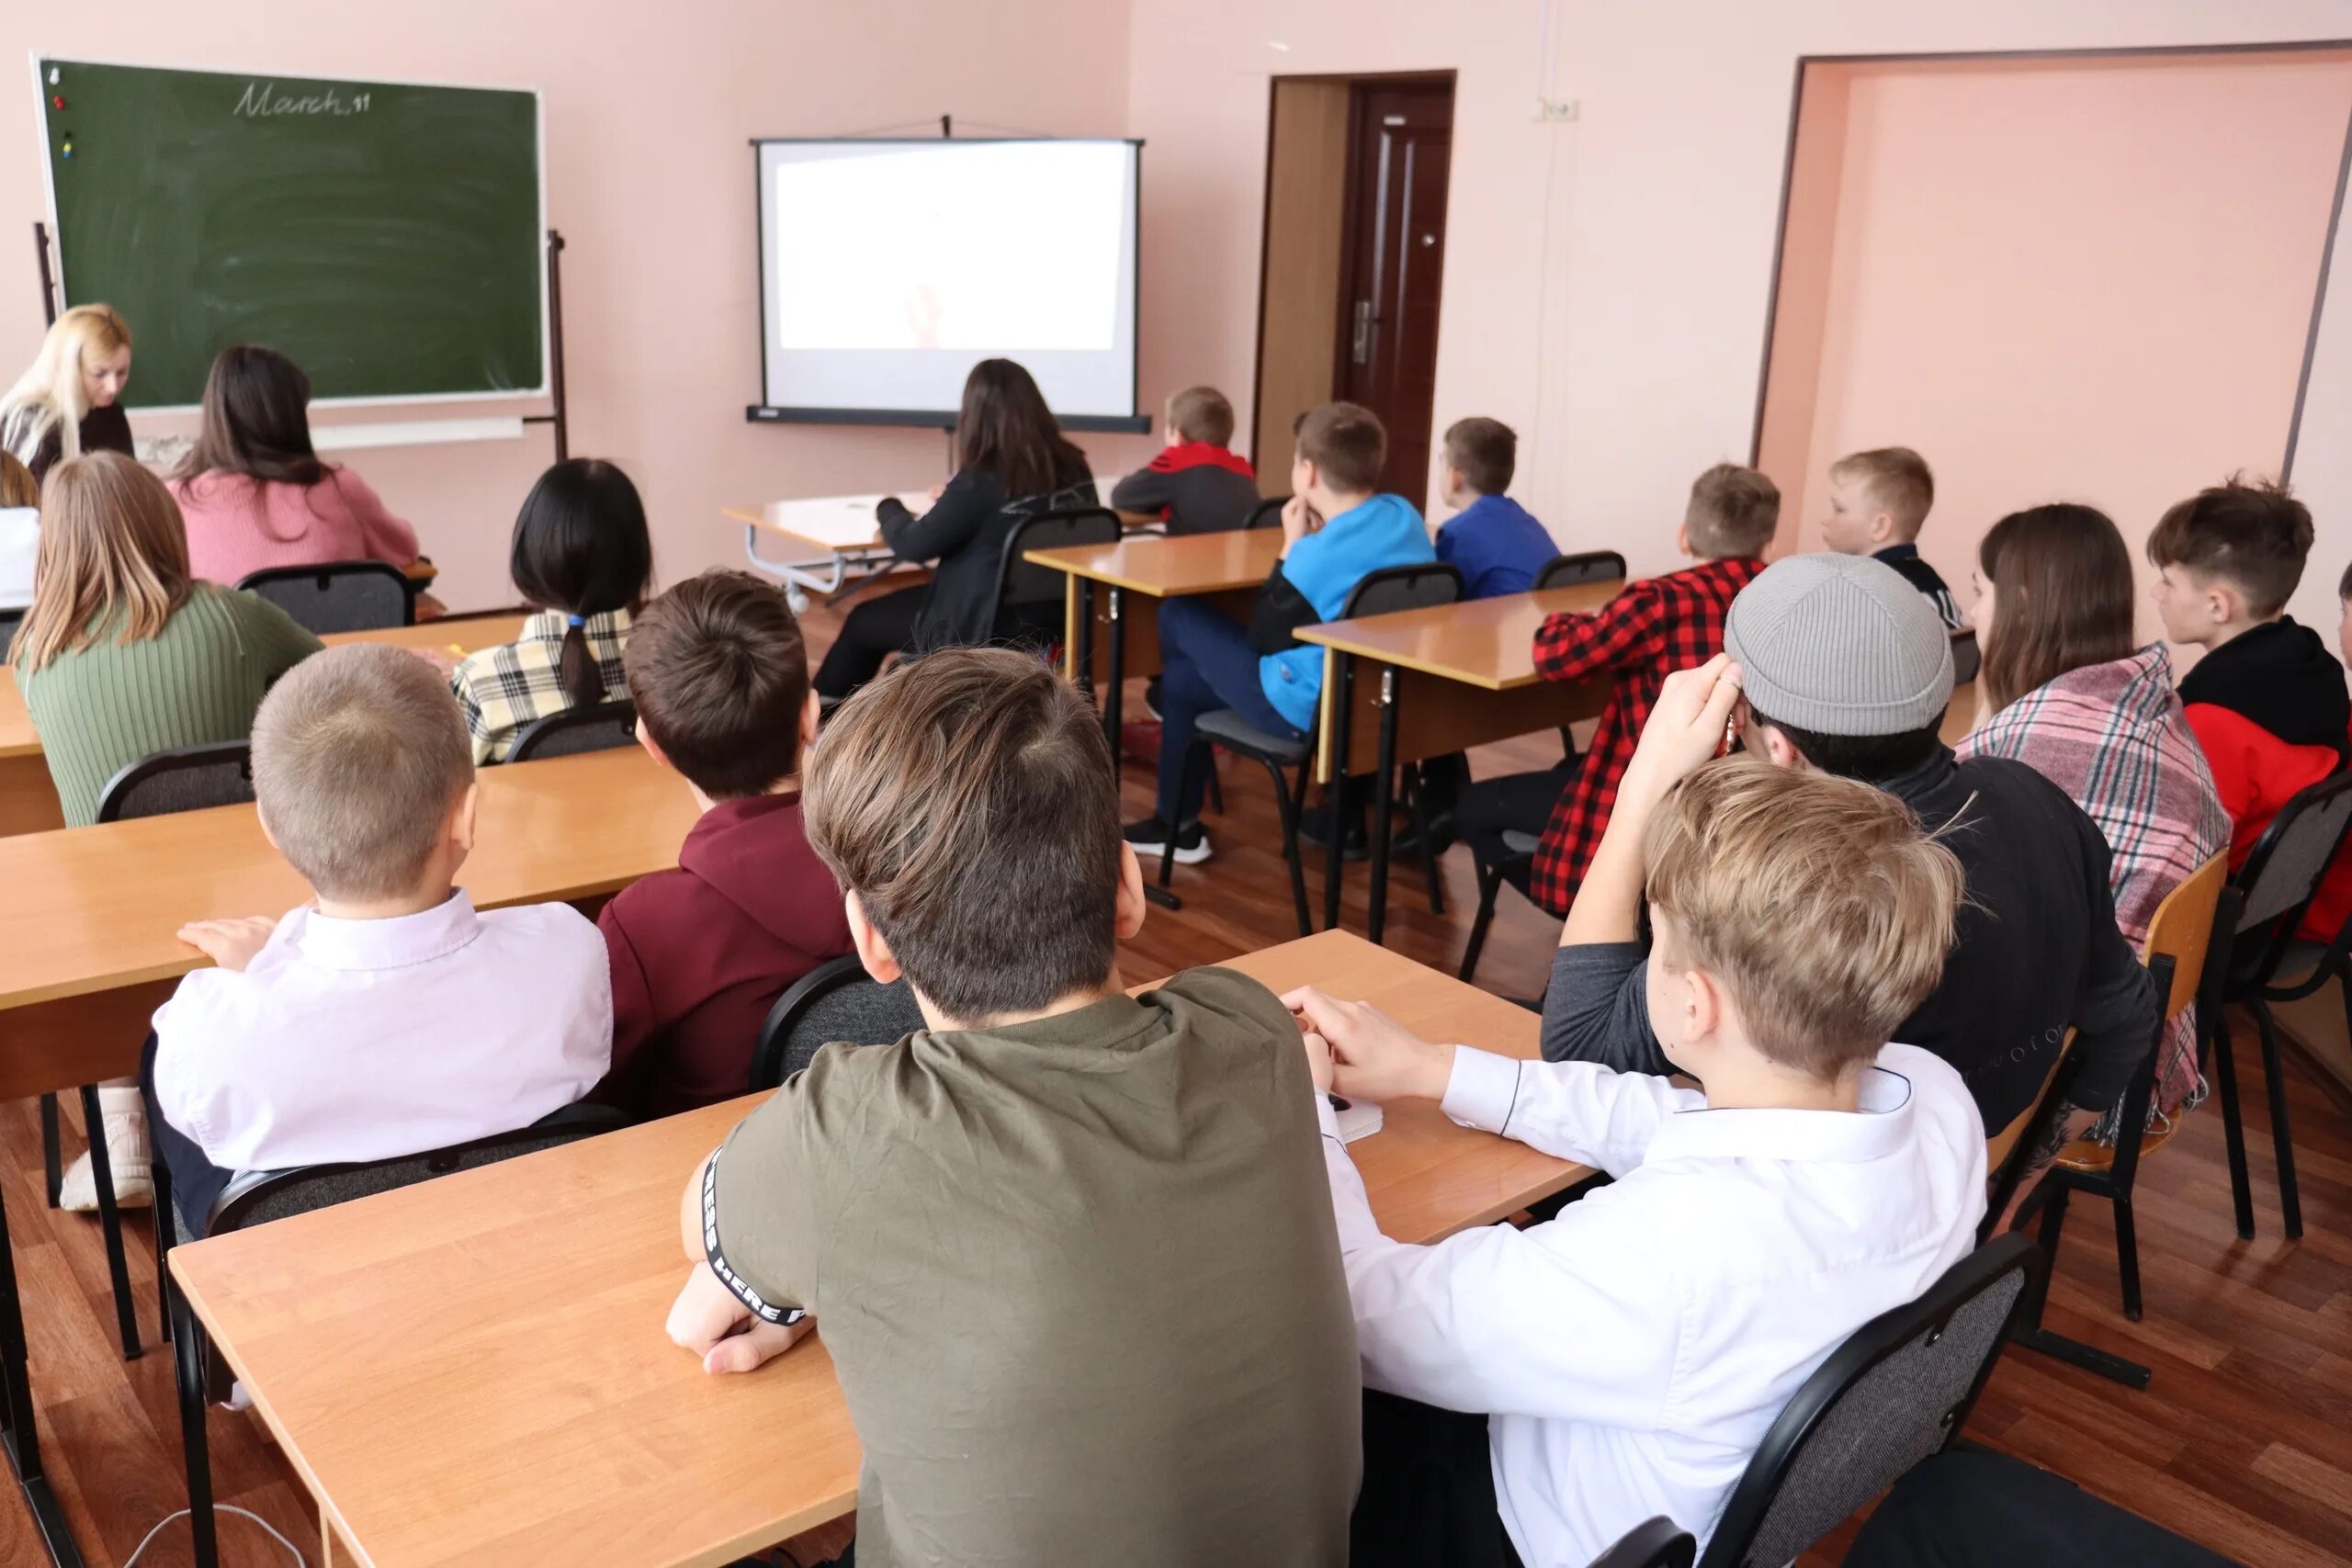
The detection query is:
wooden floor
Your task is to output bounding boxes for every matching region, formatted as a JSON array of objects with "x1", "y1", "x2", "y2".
[{"x1": 3, "y1": 589, "x2": 2348, "y2": 1566}]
